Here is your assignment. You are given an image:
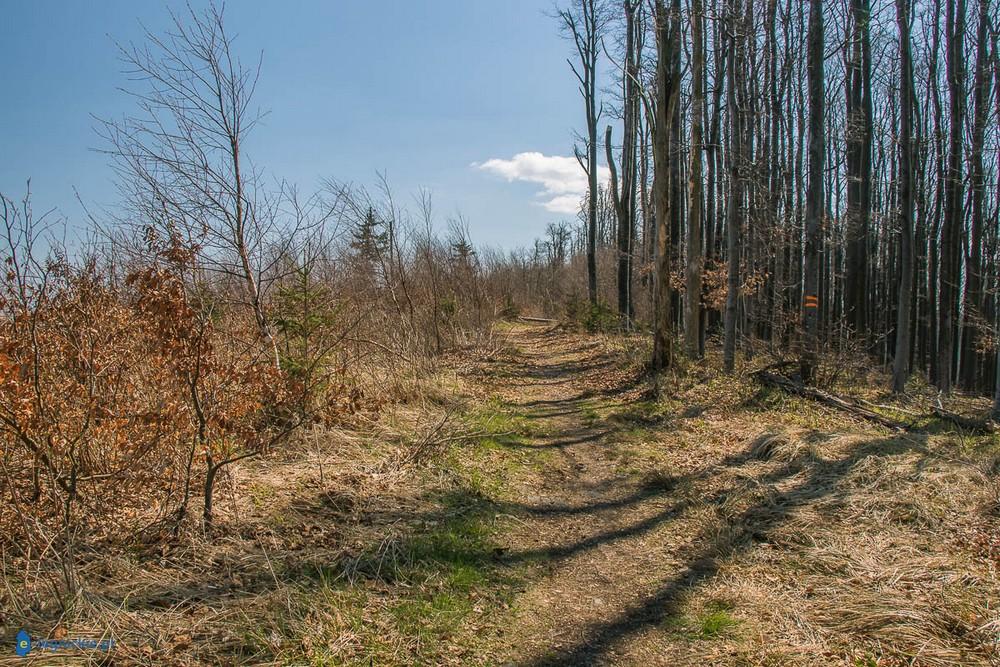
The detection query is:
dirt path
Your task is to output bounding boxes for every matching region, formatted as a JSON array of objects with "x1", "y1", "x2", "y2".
[
  {"x1": 468, "y1": 322, "x2": 1000, "y2": 667},
  {"x1": 484, "y1": 323, "x2": 696, "y2": 666}
]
